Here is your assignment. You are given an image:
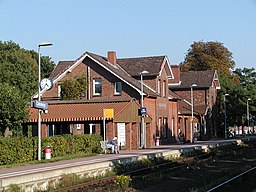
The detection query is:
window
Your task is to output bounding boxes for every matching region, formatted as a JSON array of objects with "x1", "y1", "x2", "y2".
[
  {"x1": 158, "y1": 79, "x2": 161, "y2": 95},
  {"x1": 114, "y1": 82, "x2": 122, "y2": 95},
  {"x1": 164, "y1": 117, "x2": 168, "y2": 138},
  {"x1": 57, "y1": 85, "x2": 61, "y2": 97},
  {"x1": 93, "y1": 78, "x2": 102, "y2": 96},
  {"x1": 163, "y1": 80, "x2": 166, "y2": 97},
  {"x1": 158, "y1": 117, "x2": 162, "y2": 137}
]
